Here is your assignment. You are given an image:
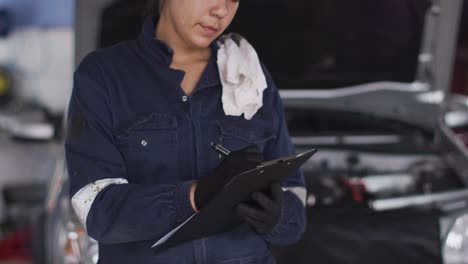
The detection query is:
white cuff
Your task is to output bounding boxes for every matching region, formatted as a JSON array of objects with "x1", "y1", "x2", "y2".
[
  {"x1": 71, "y1": 178, "x2": 128, "y2": 227},
  {"x1": 283, "y1": 186, "x2": 307, "y2": 207}
]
